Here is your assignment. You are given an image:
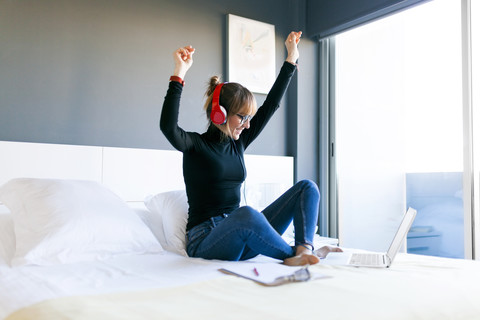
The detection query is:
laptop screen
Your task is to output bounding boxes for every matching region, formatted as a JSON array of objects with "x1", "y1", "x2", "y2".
[{"x1": 386, "y1": 207, "x2": 417, "y2": 261}]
